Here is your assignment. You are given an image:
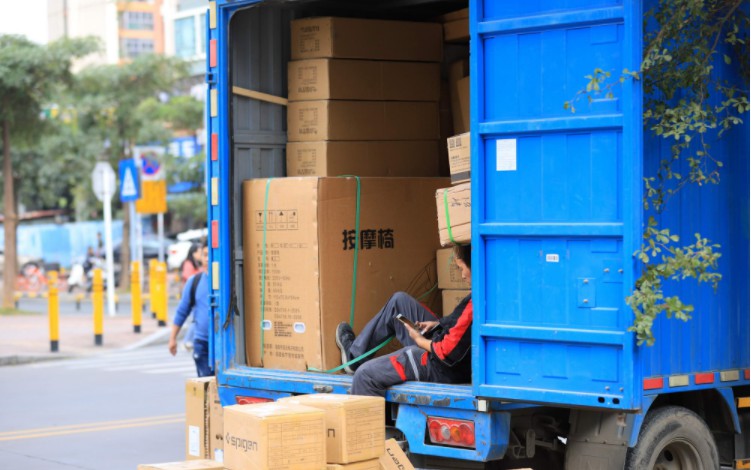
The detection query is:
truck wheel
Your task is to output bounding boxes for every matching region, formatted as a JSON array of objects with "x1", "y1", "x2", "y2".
[{"x1": 625, "y1": 405, "x2": 718, "y2": 470}]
